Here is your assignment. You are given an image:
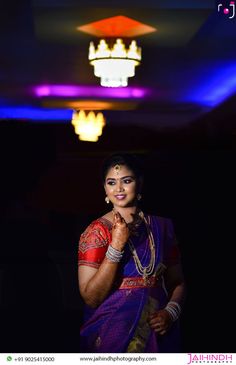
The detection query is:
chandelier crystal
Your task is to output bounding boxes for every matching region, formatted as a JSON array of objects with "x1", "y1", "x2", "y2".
[
  {"x1": 71, "y1": 110, "x2": 106, "y2": 142},
  {"x1": 89, "y1": 38, "x2": 141, "y2": 87}
]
